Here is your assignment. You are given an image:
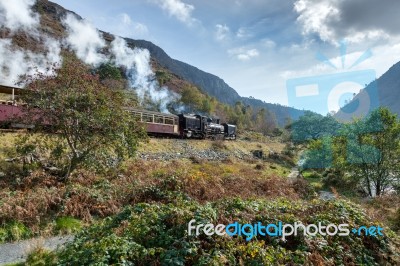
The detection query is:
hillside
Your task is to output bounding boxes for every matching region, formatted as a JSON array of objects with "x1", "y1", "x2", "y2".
[
  {"x1": 26, "y1": 0, "x2": 303, "y2": 126},
  {"x1": 118, "y1": 38, "x2": 305, "y2": 124},
  {"x1": 336, "y1": 61, "x2": 400, "y2": 121}
]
